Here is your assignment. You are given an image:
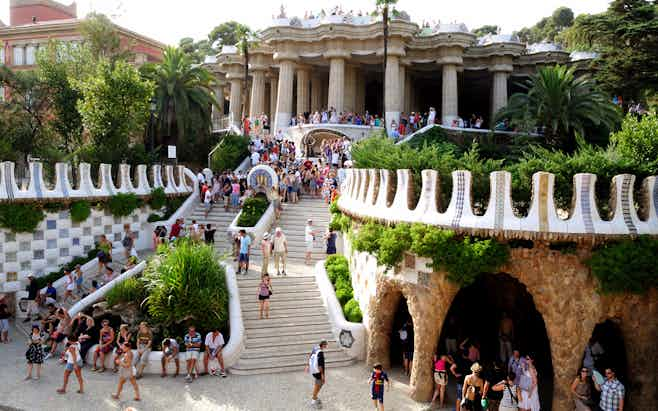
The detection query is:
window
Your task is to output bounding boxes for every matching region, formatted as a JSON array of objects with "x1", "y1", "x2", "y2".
[
  {"x1": 0, "y1": 48, "x2": 5, "y2": 65},
  {"x1": 25, "y1": 45, "x2": 36, "y2": 65},
  {"x1": 13, "y1": 46, "x2": 24, "y2": 65}
]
